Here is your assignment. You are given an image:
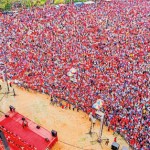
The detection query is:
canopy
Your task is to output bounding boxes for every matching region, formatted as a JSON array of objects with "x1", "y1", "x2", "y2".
[
  {"x1": 74, "y1": 2, "x2": 84, "y2": 7},
  {"x1": 92, "y1": 99, "x2": 104, "y2": 110},
  {"x1": 84, "y1": 1, "x2": 95, "y2": 4}
]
